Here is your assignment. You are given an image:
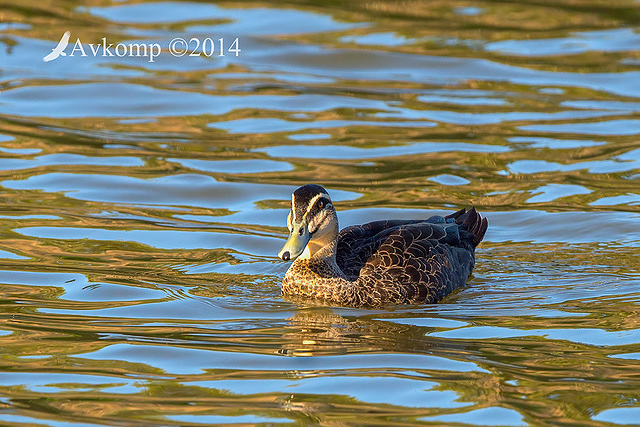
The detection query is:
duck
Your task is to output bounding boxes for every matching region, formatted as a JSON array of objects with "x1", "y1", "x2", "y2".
[{"x1": 278, "y1": 184, "x2": 488, "y2": 307}]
